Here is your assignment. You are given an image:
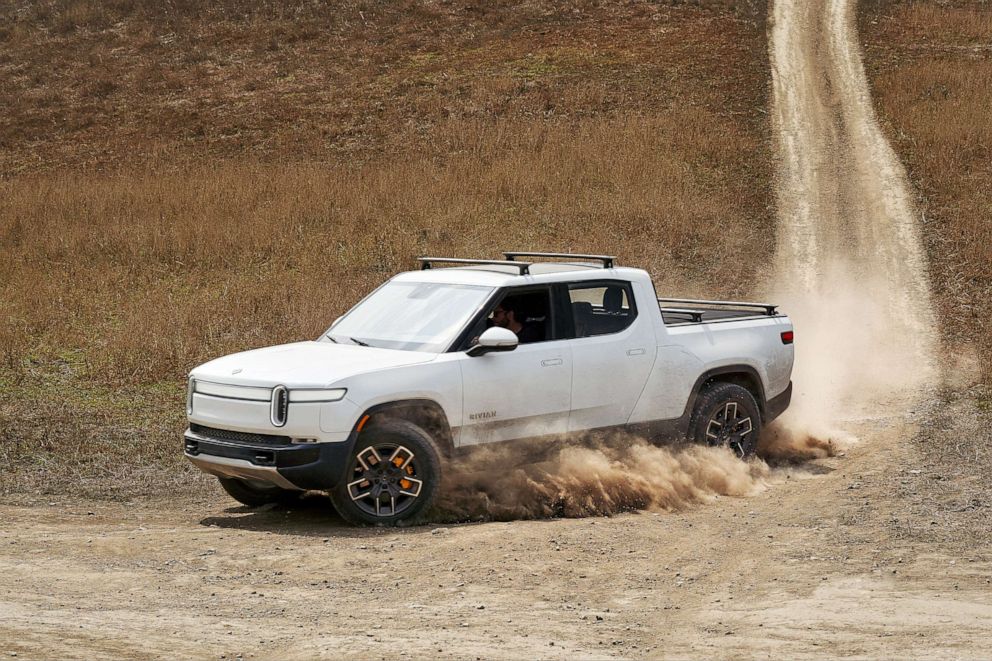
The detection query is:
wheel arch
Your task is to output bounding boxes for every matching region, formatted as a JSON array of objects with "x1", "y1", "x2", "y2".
[
  {"x1": 685, "y1": 365, "x2": 767, "y2": 420},
  {"x1": 357, "y1": 398, "x2": 455, "y2": 457}
]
